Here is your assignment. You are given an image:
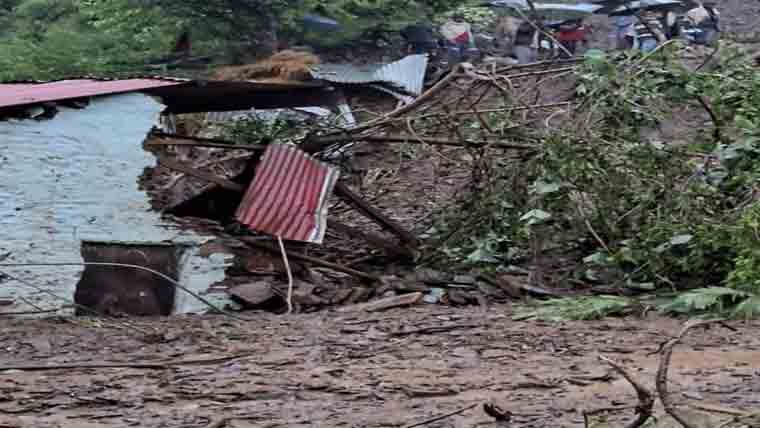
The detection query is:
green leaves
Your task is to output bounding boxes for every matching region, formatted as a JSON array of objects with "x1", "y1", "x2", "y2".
[
  {"x1": 529, "y1": 180, "x2": 561, "y2": 196},
  {"x1": 0, "y1": 0, "x2": 180, "y2": 80},
  {"x1": 669, "y1": 234, "x2": 694, "y2": 246},
  {"x1": 660, "y1": 287, "x2": 750, "y2": 316},
  {"x1": 520, "y1": 209, "x2": 552, "y2": 226},
  {"x1": 515, "y1": 296, "x2": 636, "y2": 321}
]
